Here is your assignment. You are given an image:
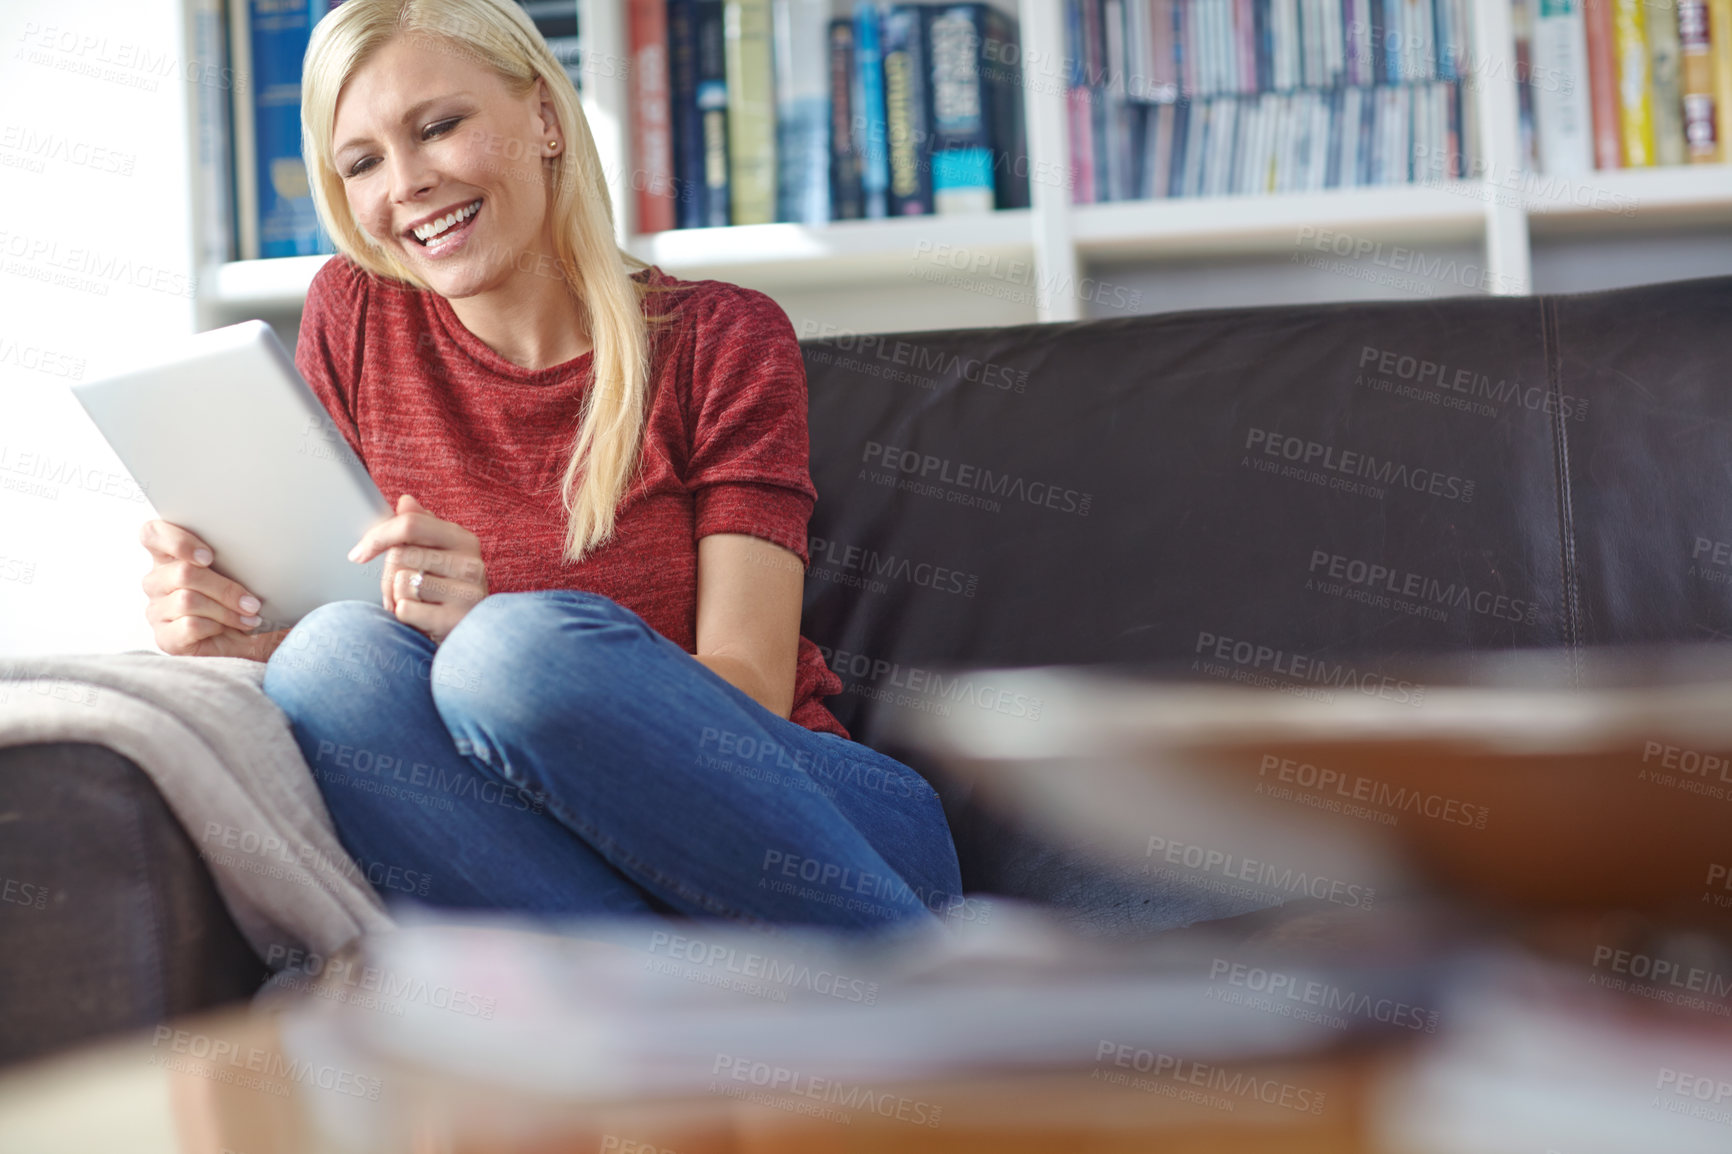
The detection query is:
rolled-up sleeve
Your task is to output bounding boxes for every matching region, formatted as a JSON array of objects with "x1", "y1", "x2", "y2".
[{"x1": 684, "y1": 286, "x2": 818, "y2": 567}]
